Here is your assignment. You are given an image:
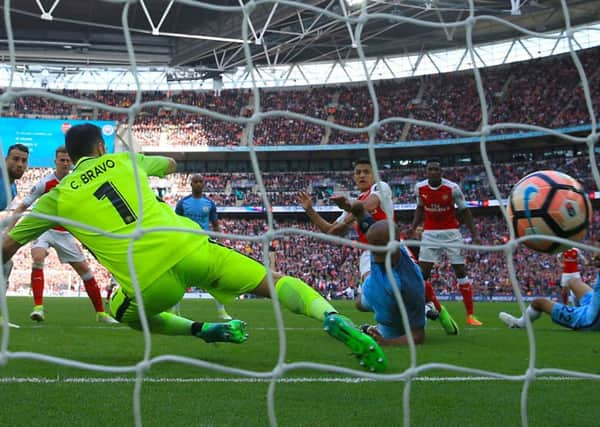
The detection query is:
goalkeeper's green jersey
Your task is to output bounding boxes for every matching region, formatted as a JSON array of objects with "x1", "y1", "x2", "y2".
[{"x1": 9, "y1": 152, "x2": 207, "y2": 294}]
